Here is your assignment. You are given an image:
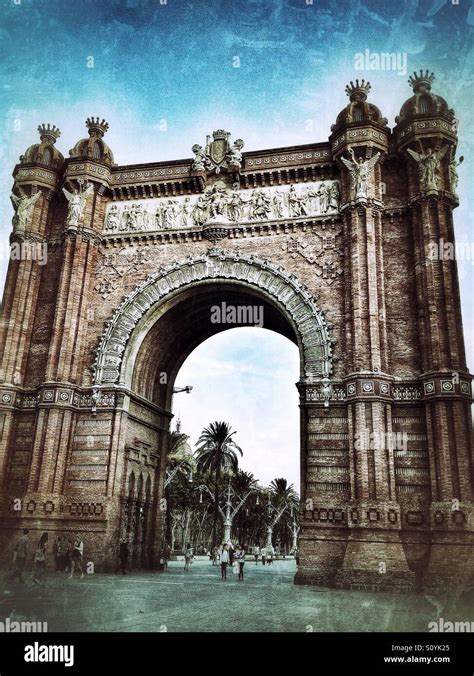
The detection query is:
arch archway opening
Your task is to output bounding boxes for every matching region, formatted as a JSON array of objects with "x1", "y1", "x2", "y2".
[{"x1": 130, "y1": 283, "x2": 302, "y2": 411}]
